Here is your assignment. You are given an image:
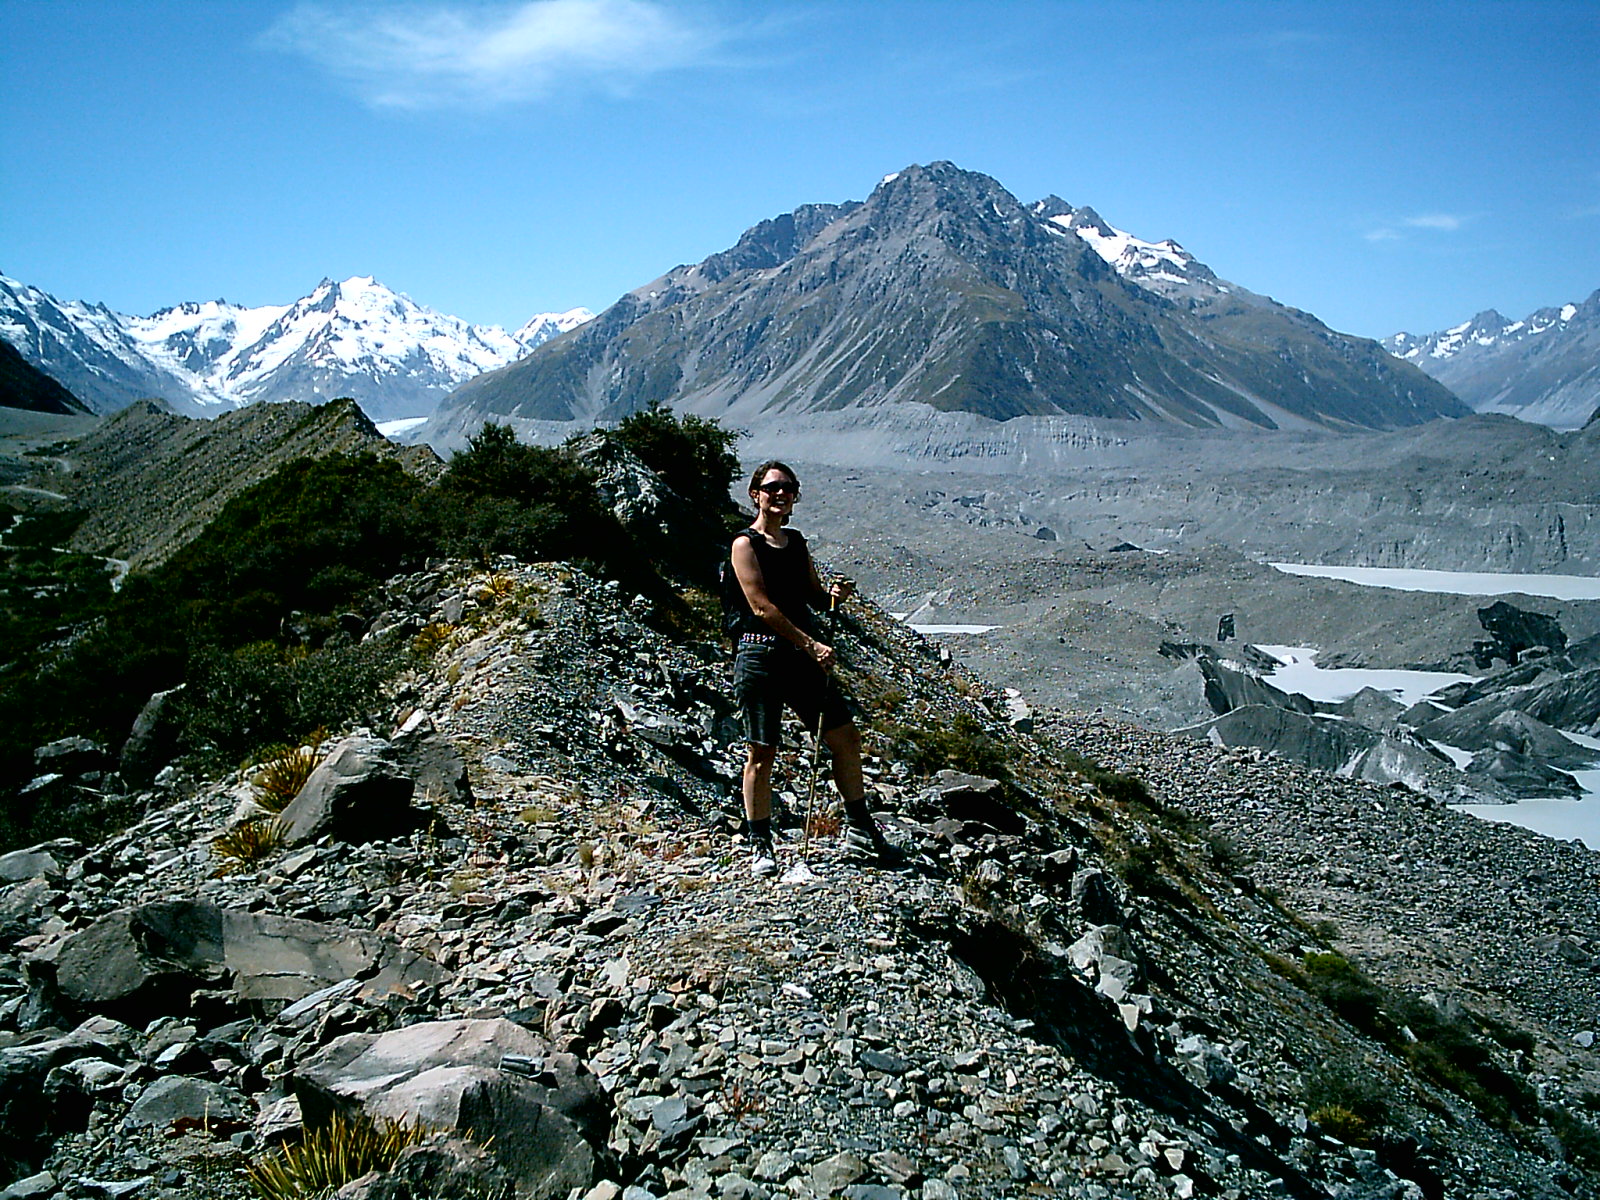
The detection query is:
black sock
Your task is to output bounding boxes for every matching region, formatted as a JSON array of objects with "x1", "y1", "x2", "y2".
[
  {"x1": 750, "y1": 817, "x2": 773, "y2": 844},
  {"x1": 844, "y1": 800, "x2": 872, "y2": 828}
]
